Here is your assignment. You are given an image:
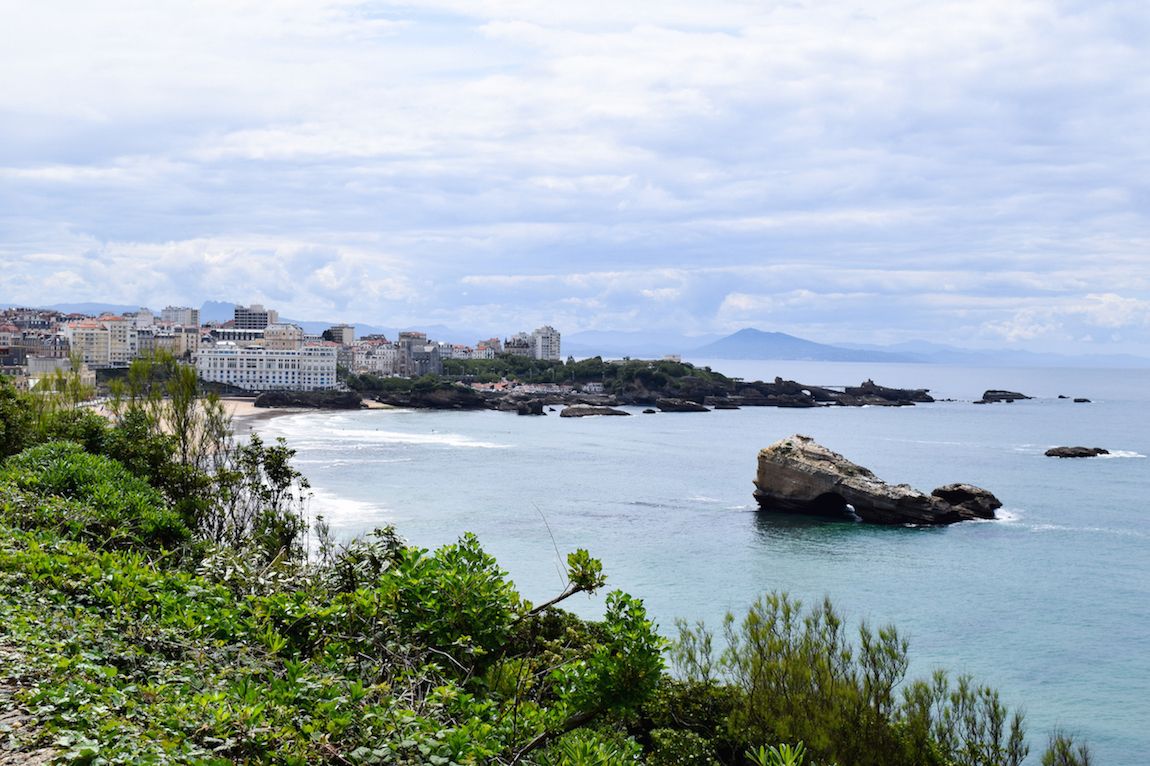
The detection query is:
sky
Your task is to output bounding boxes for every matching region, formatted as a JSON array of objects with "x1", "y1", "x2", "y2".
[{"x1": 1, "y1": 0, "x2": 1148, "y2": 353}]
